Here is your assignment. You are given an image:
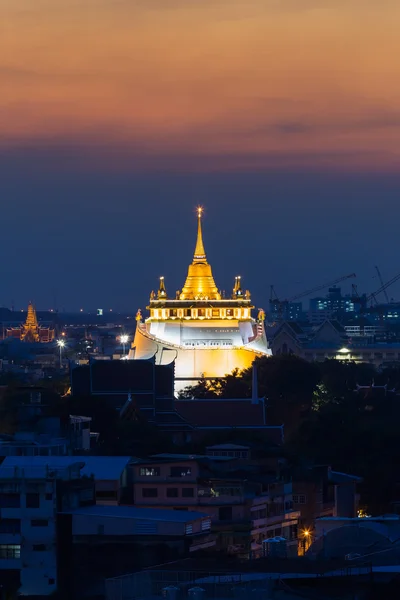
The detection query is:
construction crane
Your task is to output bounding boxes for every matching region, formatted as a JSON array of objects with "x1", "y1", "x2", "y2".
[
  {"x1": 270, "y1": 273, "x2": 356, "y2": 320},
  {"x1": 374, "y1": 266, "x2": 390, "y2": 304},
  {"x1": 285, "y1": 273, "x2": 356, "y2": 303},
  {"x1": 366, "y1": 271, "x2": 400, "y2": 307}
]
